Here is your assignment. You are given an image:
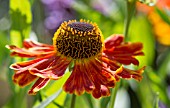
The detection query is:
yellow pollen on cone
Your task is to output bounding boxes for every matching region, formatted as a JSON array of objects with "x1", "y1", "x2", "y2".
[{"x1": 53, "y1": 19, "x2": 104, "y2": 60}]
